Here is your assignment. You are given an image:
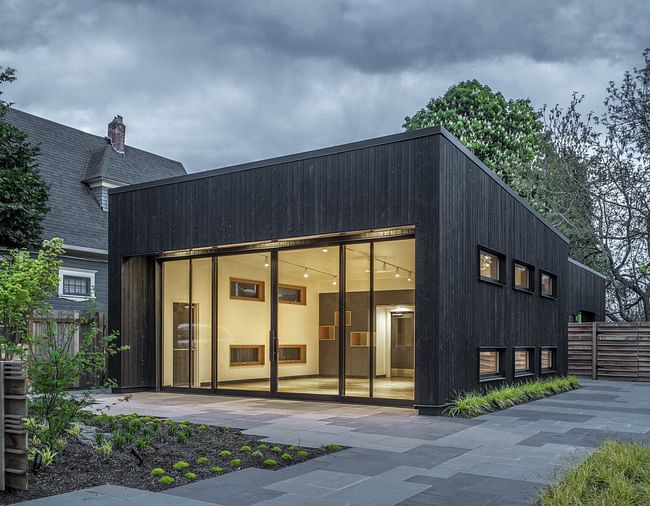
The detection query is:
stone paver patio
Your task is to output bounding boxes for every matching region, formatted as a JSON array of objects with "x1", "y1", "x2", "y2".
[{"x1": 17, "y1": 380, "x2": 650, "y2": 505}]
